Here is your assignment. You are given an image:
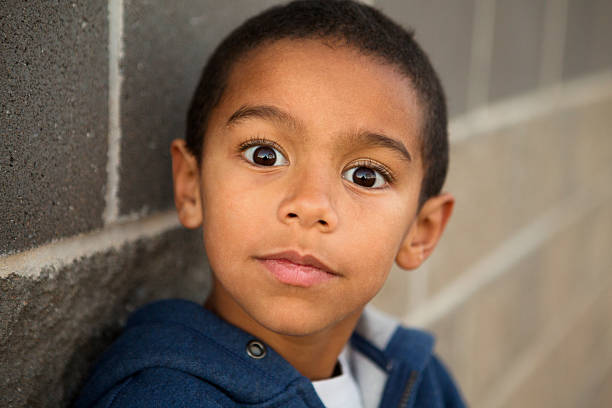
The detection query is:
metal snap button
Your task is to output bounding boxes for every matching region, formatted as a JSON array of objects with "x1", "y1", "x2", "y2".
[{"x1": 246, "y1": 340, "x2": 267, "y2": 359}]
